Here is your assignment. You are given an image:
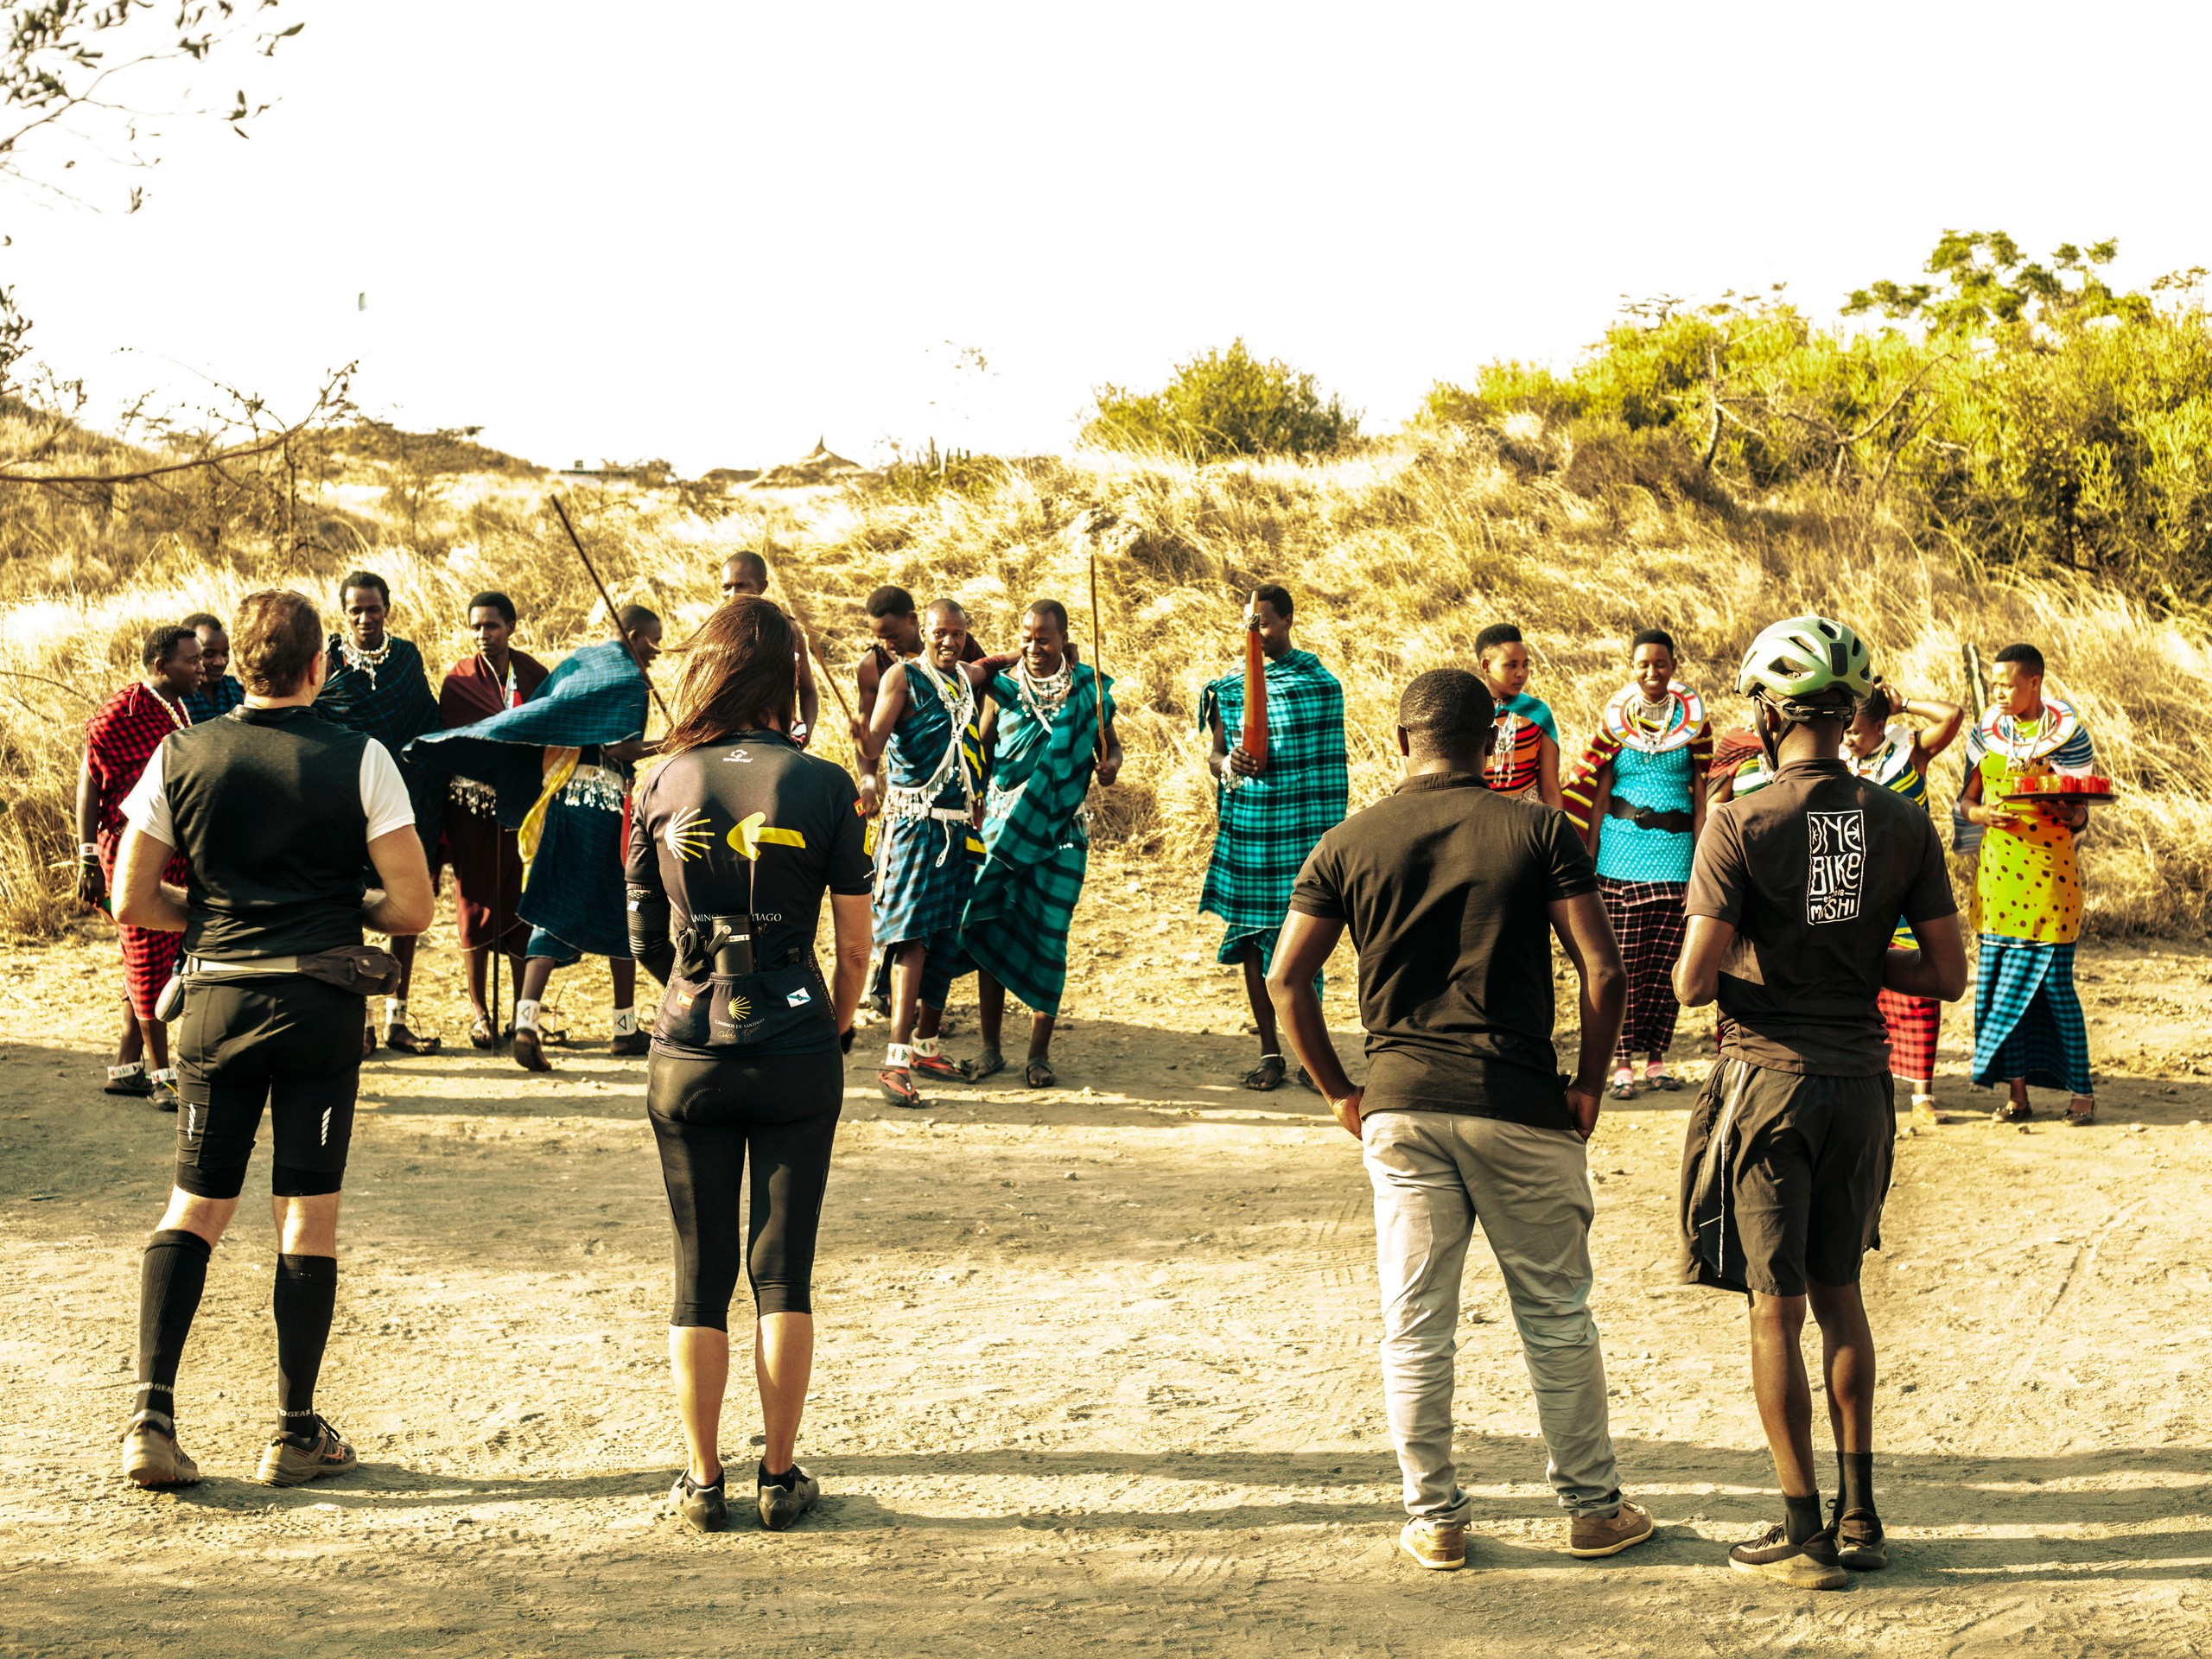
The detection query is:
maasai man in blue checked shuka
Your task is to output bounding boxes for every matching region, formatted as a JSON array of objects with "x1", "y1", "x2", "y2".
[
  {"x1": 852, "y1": 596, "x2": 990, "y2": 1109},
  {"x1": 1200, "y1": 582, "x2": 1349, "y2": 1093},
  {"x1": 963, "y1": 598, "x2": 1122, "y2": 1090},
  {"x1": 409, "y1": 607, "x2": 664, "y2": 1074}
]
